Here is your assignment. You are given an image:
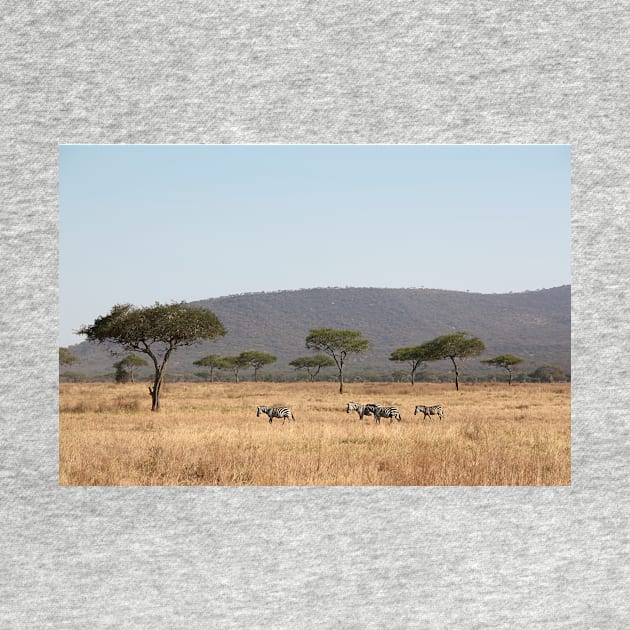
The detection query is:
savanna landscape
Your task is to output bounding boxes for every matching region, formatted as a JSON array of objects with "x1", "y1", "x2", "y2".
[{"x1": 59, "y1": 380, "x2": 570, "y2": 486}]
